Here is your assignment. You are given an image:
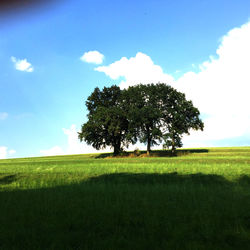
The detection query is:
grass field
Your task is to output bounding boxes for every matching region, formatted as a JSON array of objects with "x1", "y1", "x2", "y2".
[{"x1": 1, "y1": 147, "x2": 250, "y2": 249}]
